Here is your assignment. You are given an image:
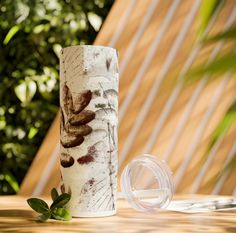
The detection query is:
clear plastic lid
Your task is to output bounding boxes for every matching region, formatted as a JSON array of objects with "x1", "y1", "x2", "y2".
[{"x1": 120, "y1": 154, "x2": 174, "y2": 213}]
